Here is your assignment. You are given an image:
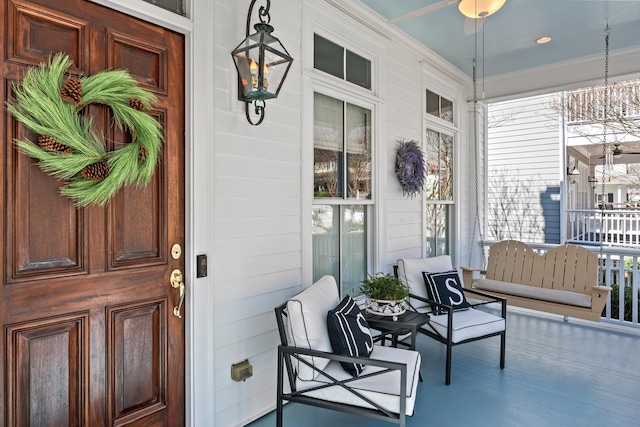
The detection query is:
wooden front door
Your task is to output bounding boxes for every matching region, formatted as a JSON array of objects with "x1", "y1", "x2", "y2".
[{"x1": 0, "y1": 0, "x2": 186, "y2": 425}]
